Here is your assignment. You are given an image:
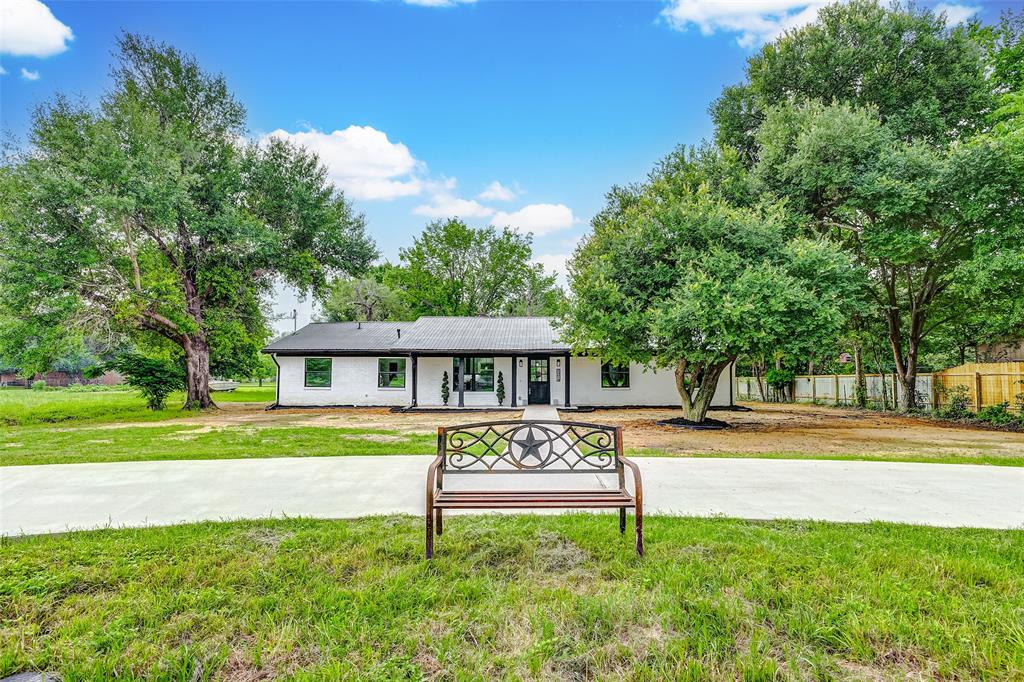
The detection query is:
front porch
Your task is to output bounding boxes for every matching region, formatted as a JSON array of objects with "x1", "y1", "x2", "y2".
[{"x1": 410, "y1": 353, "x2": 571, "y2": 408}]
